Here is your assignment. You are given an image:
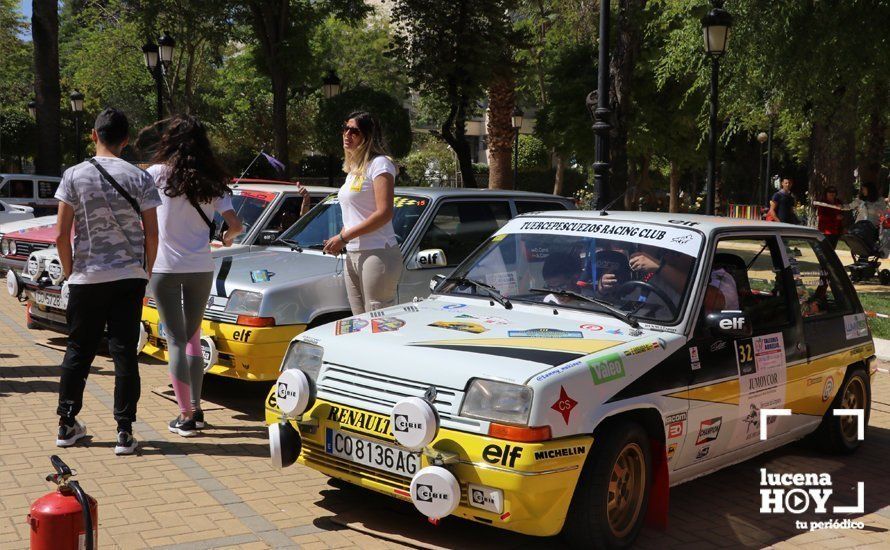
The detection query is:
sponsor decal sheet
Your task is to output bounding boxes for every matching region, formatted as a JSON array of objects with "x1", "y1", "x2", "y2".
[{"x1": 729, "y1": 332, "x2": 786, "y2": 448}]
